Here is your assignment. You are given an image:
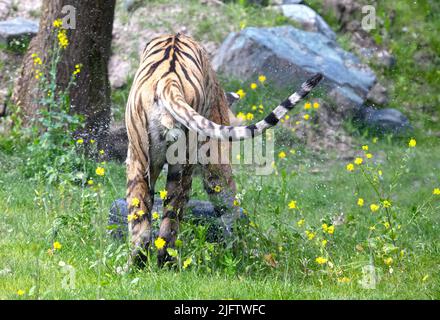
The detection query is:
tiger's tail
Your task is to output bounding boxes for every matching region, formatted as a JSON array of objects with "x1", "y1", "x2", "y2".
[{"x1": 158, "y1": 73, "x2": 323, "y2": 141}]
